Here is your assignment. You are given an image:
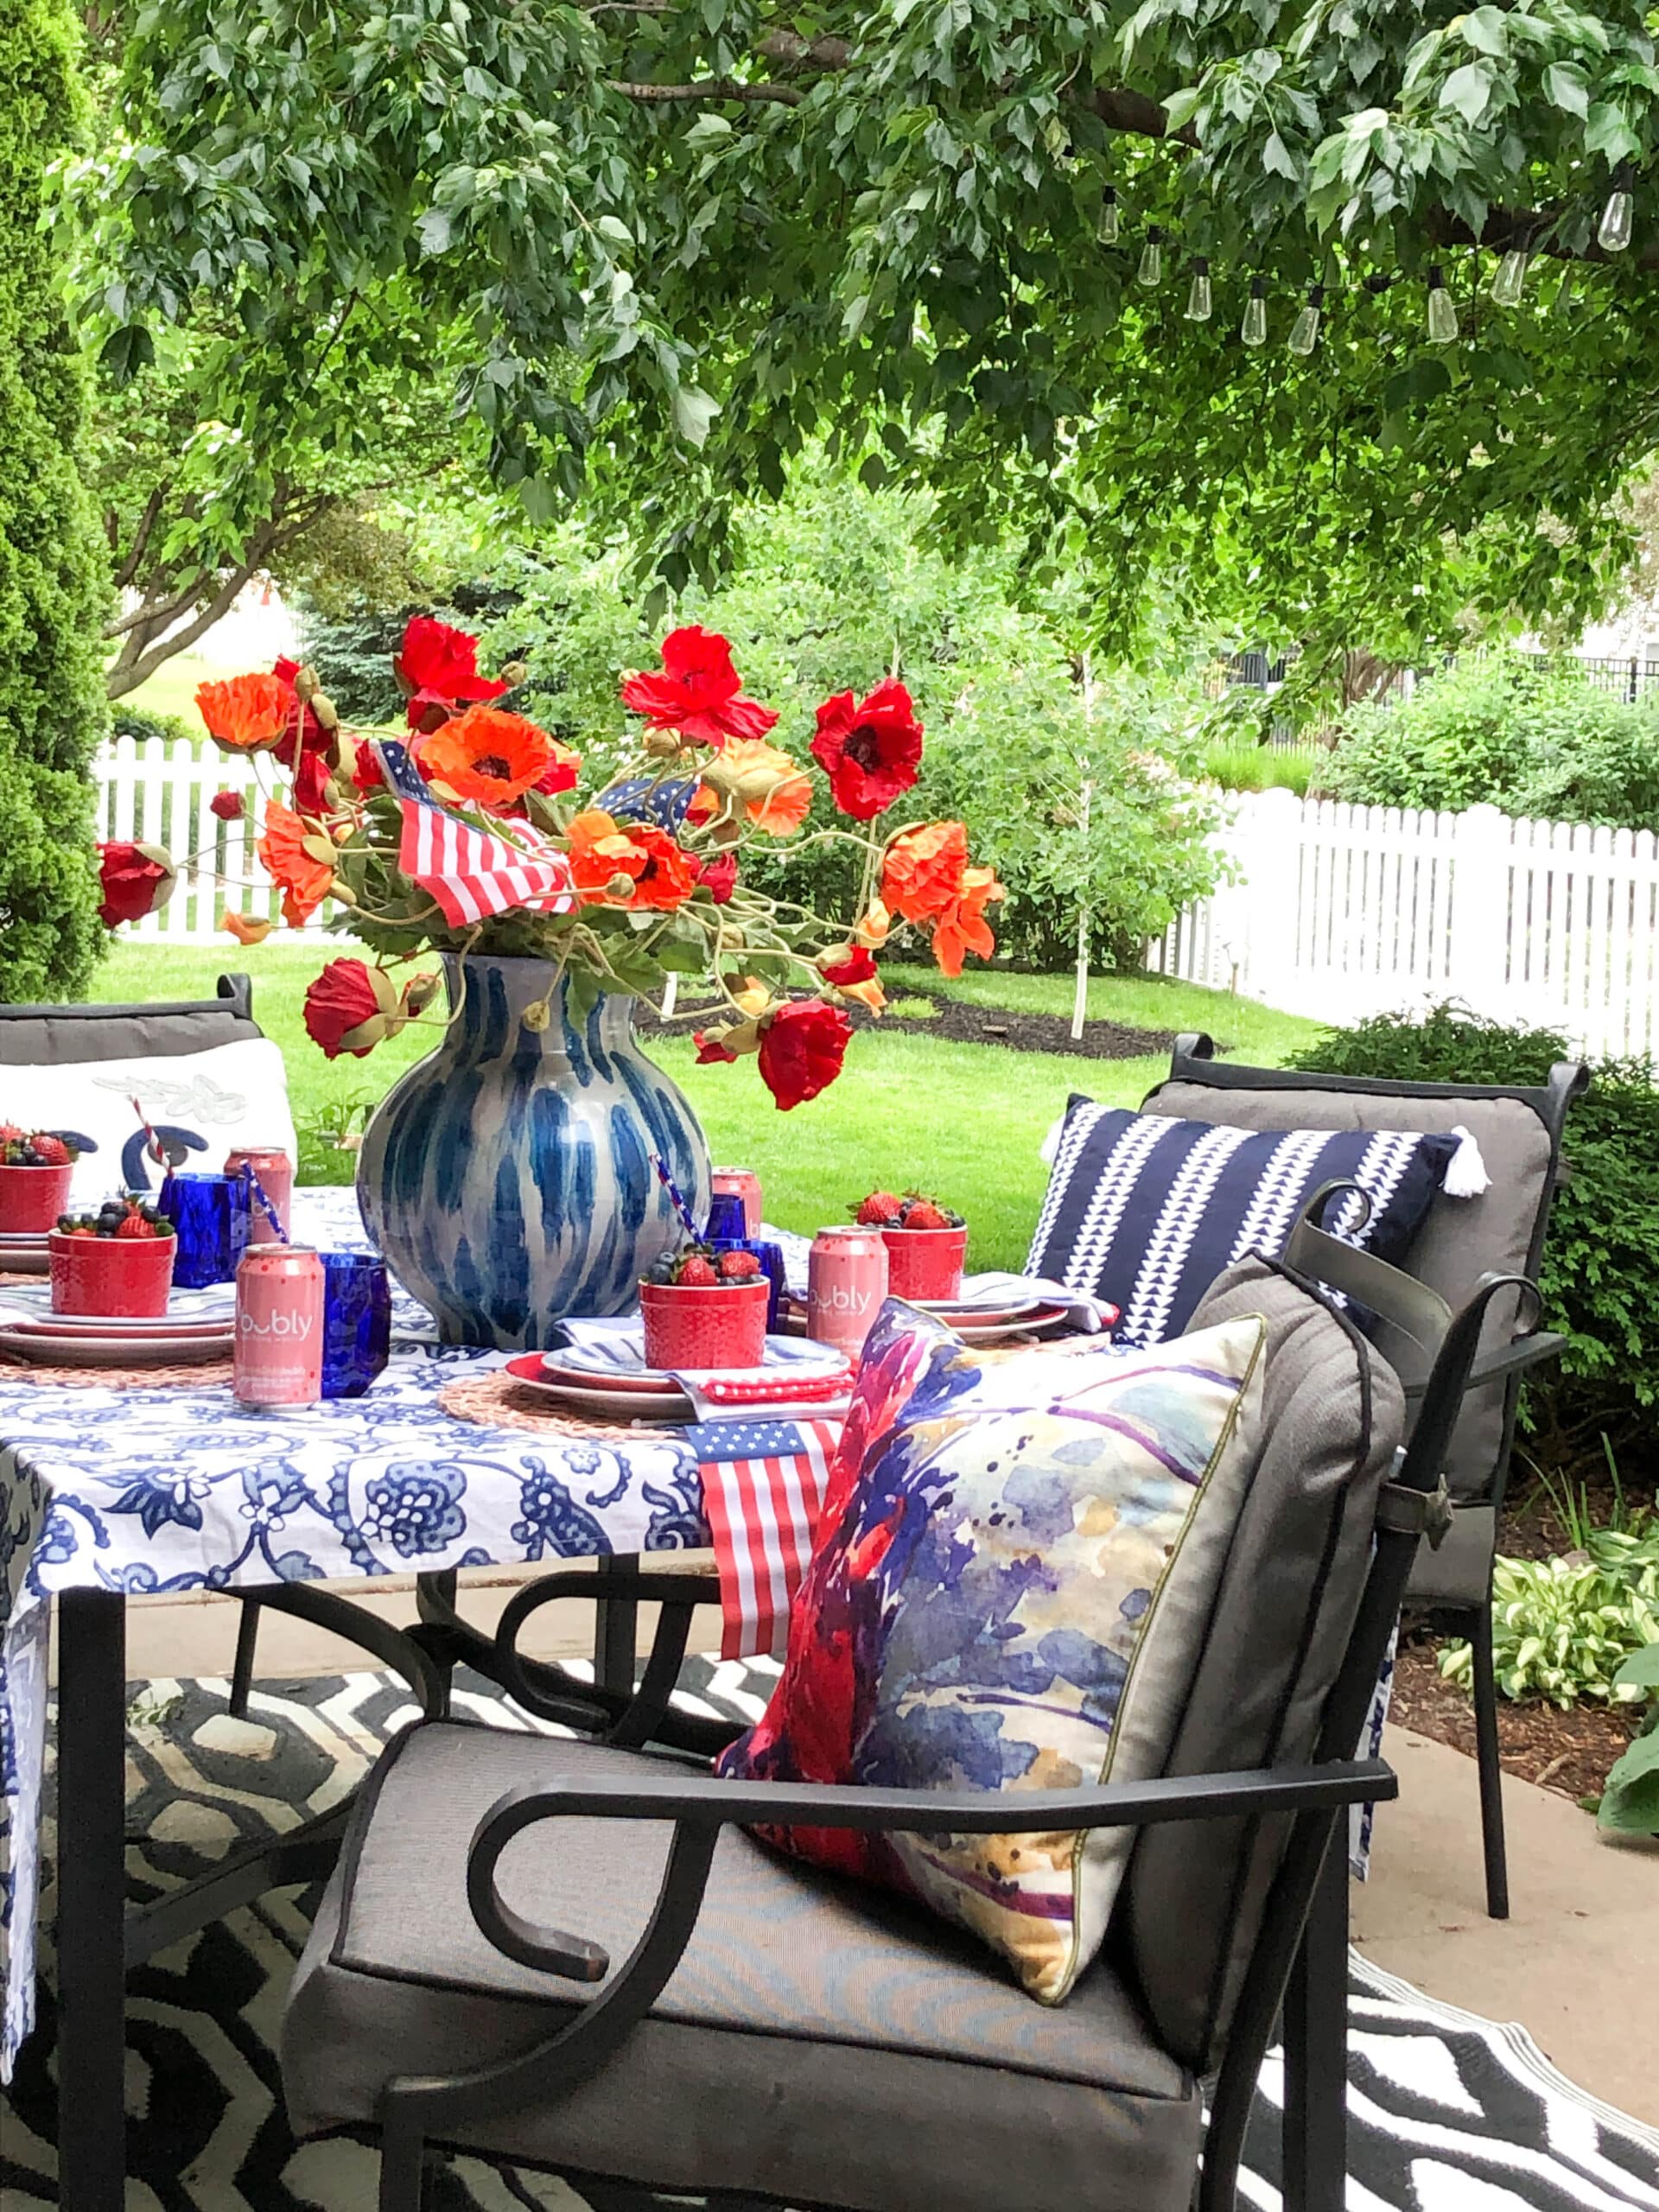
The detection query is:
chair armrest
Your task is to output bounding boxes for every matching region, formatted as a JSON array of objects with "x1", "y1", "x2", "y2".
[
  {"x1": 1399, "y1": 1328, "x2": 1567, "y2": 1403},
  {"x1": 490, "y1": 1566, "x2": 724, "y2": 1754},
  {"x1": 464, "y1": 1756, "x2": 1395, "y2": 1987}
]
